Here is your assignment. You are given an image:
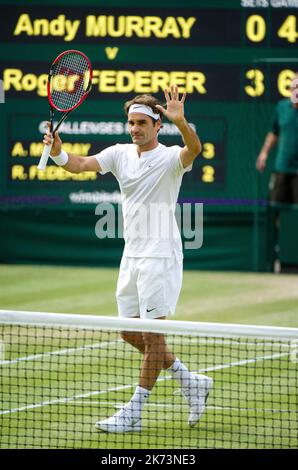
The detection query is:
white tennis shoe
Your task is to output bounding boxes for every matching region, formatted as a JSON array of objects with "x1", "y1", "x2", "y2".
[
  {"x1": 182, "y1": 374, "x2": 213, "y2": 427},
  {"x1": 95, "y1": 406, "x2": 142, "y2": 433}
]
